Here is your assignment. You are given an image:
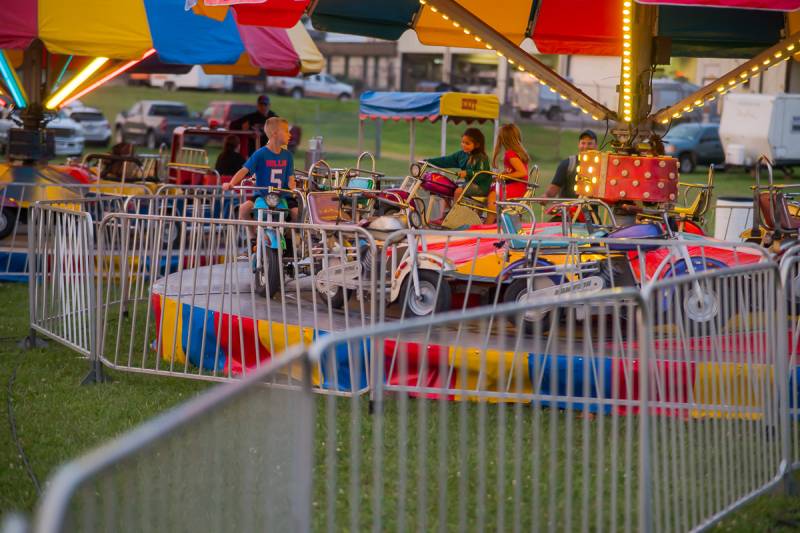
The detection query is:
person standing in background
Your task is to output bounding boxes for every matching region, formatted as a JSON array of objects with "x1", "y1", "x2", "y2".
[{"x1": 545, "y1": 129, "x2": 598, "y2": 199}]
